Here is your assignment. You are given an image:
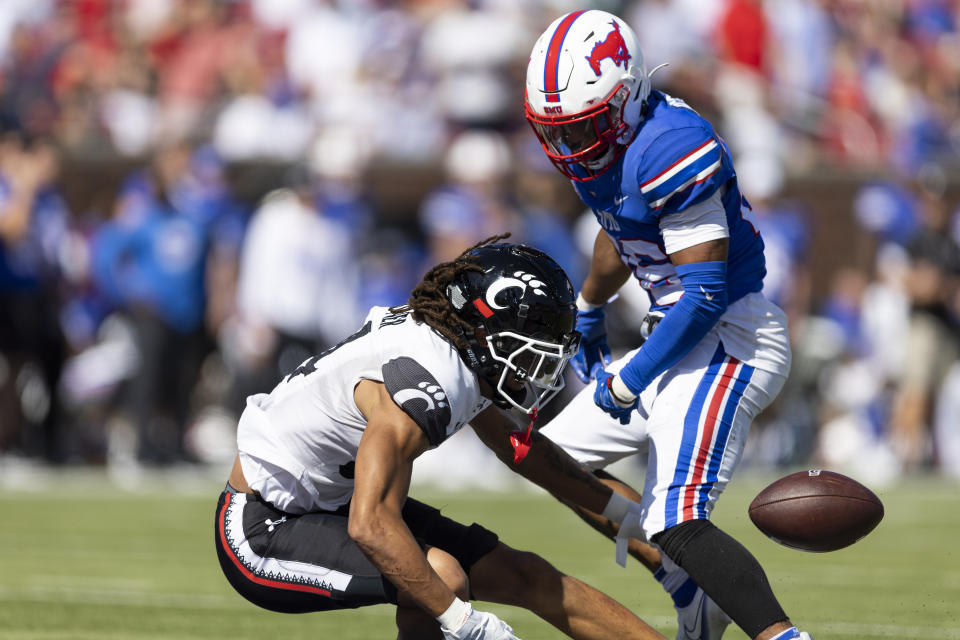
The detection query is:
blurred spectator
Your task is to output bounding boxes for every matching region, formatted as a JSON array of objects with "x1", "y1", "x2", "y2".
[
  {"x1": 419, "y1": 129, "x2": 520, "y2": 263},
  {"x1": 90, "y1": 141, "x2": 227, "y2": 465},
  {"x1": 512, "y1": 137, "x2": 585, "y2": 289},
  {"x1": 799, "y1": 265, "x2": 901, "y2": 485},
  {"x1": 308, "y1": 128, "x2": 374, "y2": 243},
  {"x1": 0, "y1": 135, "x2": 68, "y2": 461},
  {"x1": 225, "y1": 164, "x2": 360, "y2": 416},
  {"x1": 715, "y1": 0, "x2": 770, "y2": 76},
  {"x1": 0, "y1": 1, "x2": 958, "y2": 481},
  {"x1": 419, "y1": 3, "x2": 531, "y2": 128},
  {"x1": 933, "y1": 360, "x2": 960, "y2": 479},
  {"x1": 889, "y1": 185, "x2": 960, "y2": 471},
  {"x1": 766, "y1": 0, "x2": 833, "y2": 99},
  {"x1": 860, "y1": 243, "x2": 911, "y2": 387},
  {"x1": 853, "y1": 179, "x2": 919, "y2": 245},
  {"x1": 743, "y1": 163, "x2": 812, "y2": 327},
  {"x1": 628, "y1": 0, "x2": 714, "y2": 80}
]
